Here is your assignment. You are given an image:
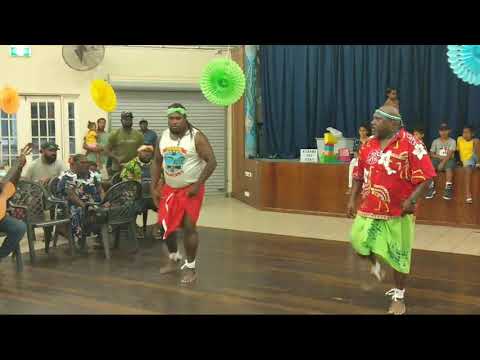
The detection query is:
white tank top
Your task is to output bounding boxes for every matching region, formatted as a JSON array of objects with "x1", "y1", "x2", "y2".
[{"x1": 160, "y1": 128, "x2": 206, "y2": 188}]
